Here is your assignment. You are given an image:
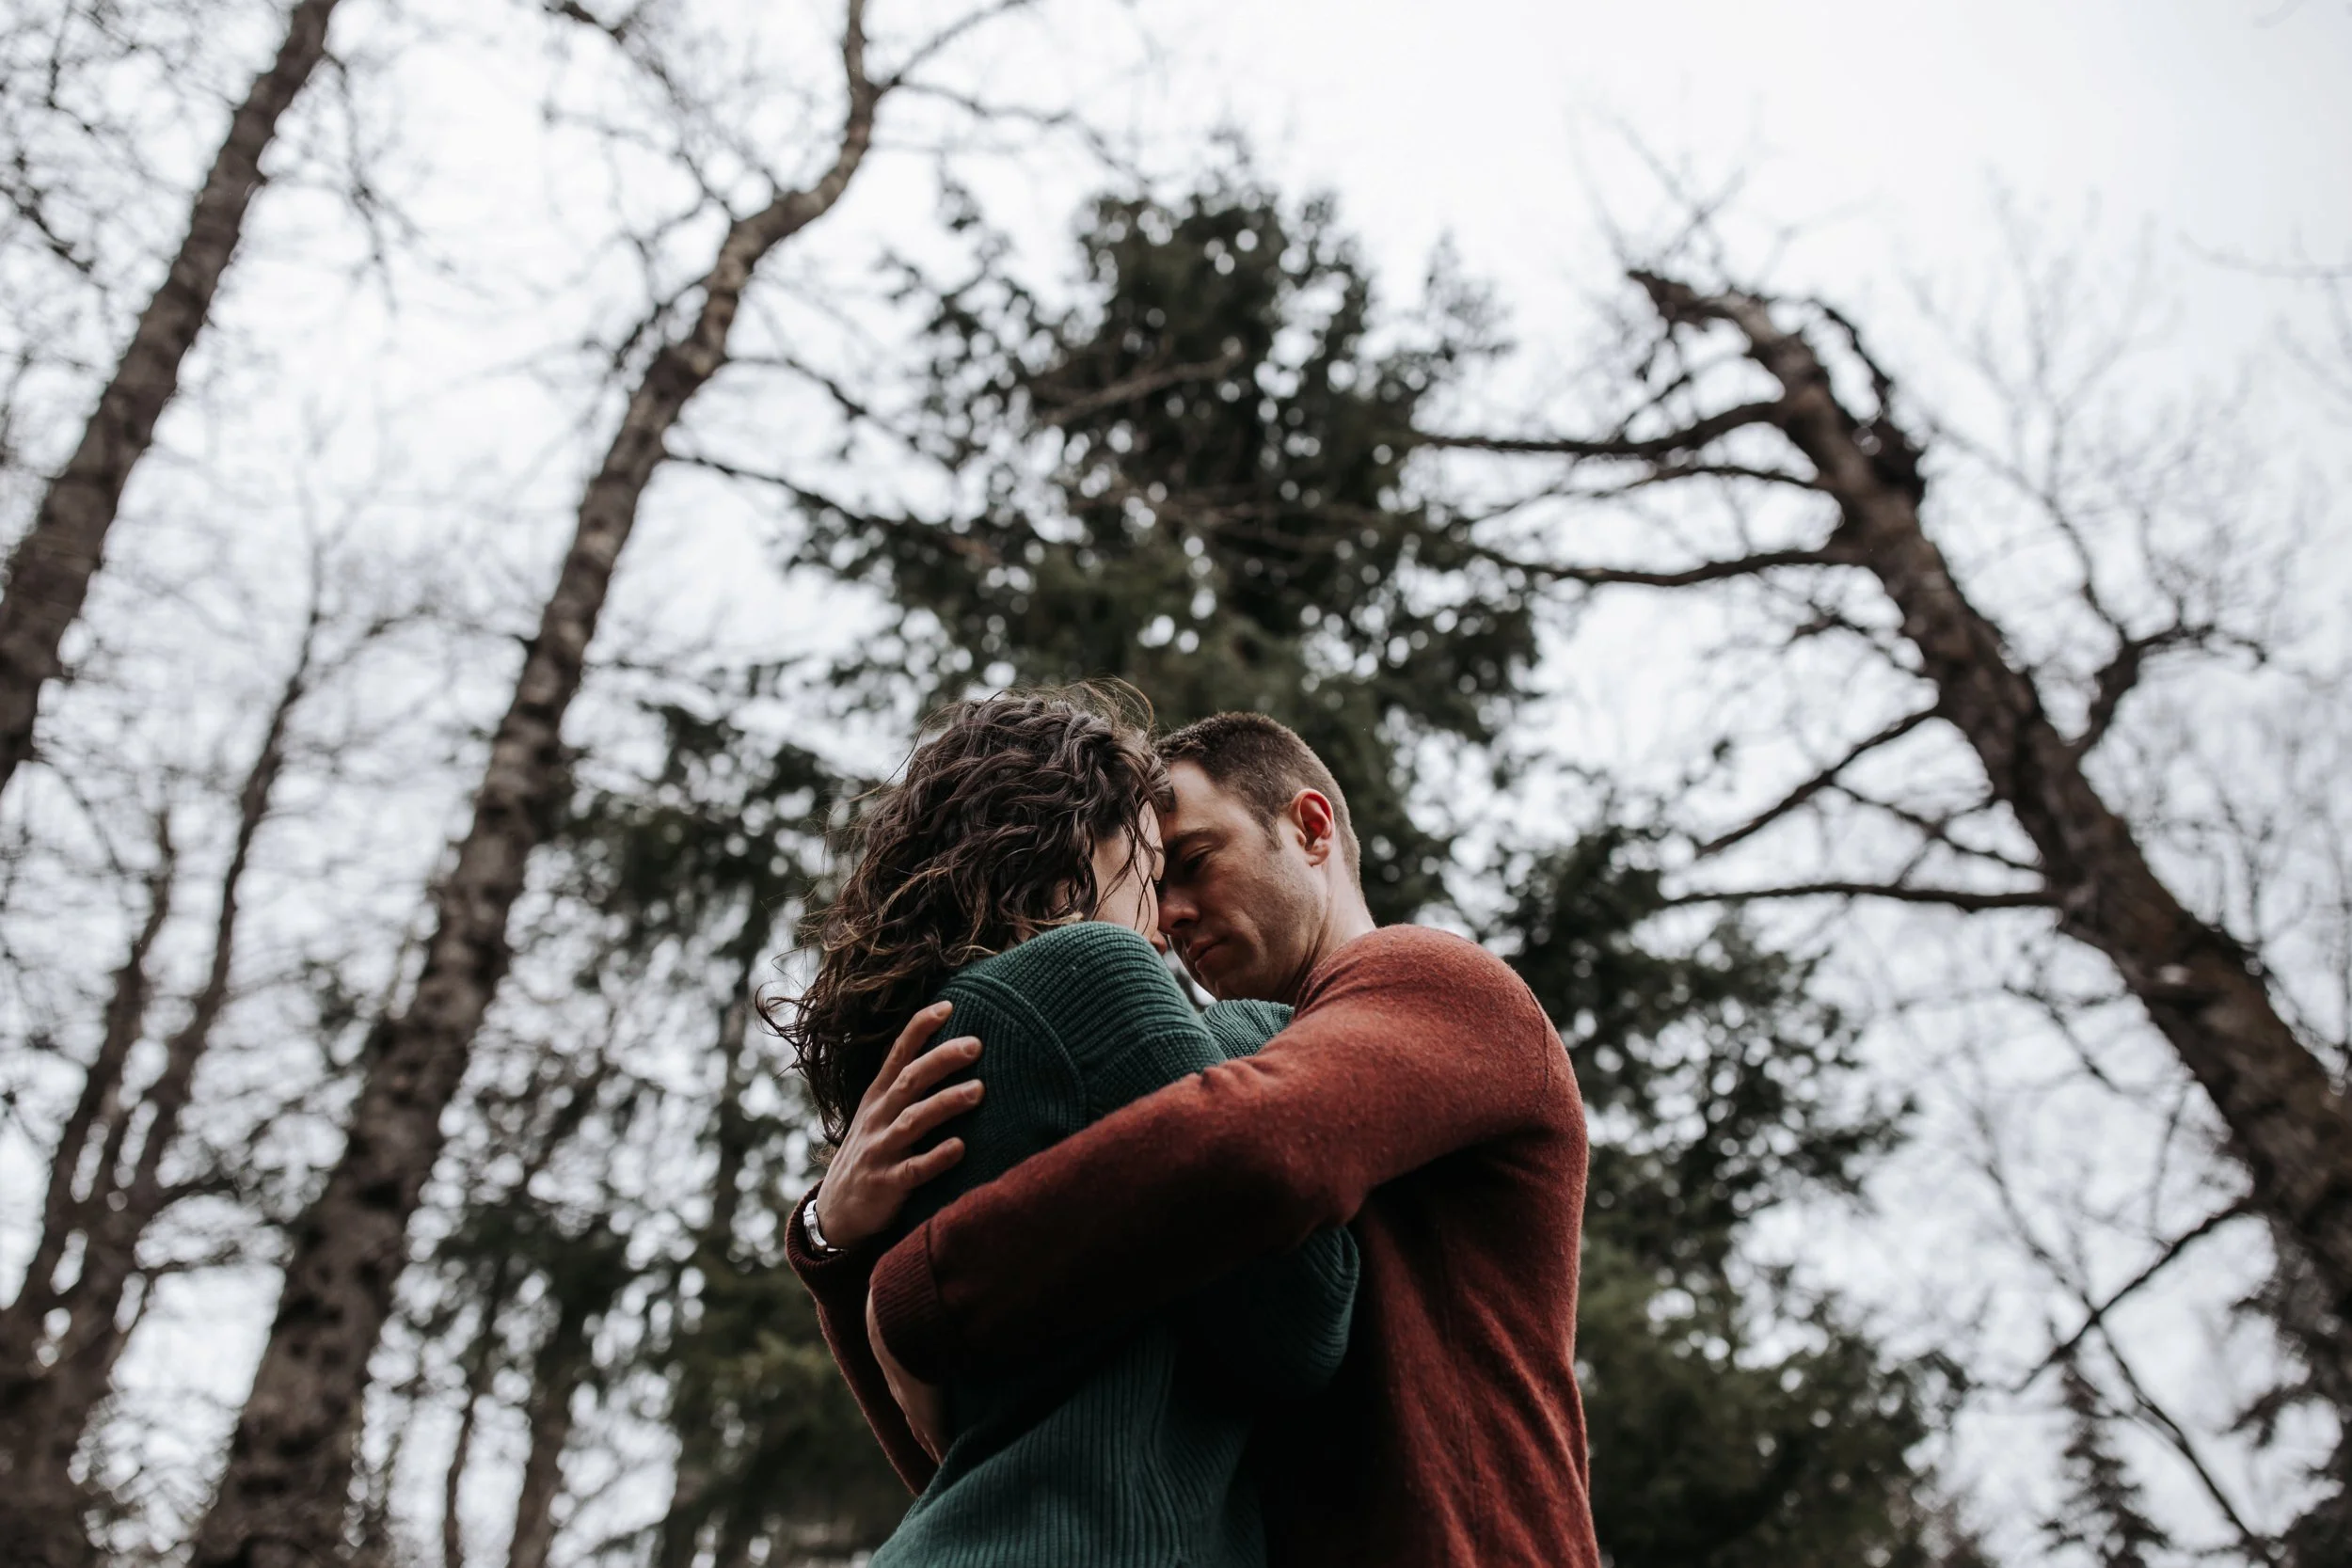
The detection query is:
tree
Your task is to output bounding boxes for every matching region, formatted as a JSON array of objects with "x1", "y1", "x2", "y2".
[
  {"x1": 1427, "y1": 237, "x2": 2350, "y2": 1555},
  {"x1": 399, "y1": 682, "x2": 907, "y2": 1568},
  {"x1": 558, "y1": 695, "x2": 909, "y2": 1565},
  {"x1": 0, "y1": 549, "x2": 416, "y2": 1568},
  {"x1": 2045, "y1": 1356, "x2": 2171, "y2": 1568},
  {"x1": 184, "y1": 5, "x2": 1026, "y2": 1560},
  {"x1": 791, "y1": 173, "x2": 1535, "y2": 919},
  {"x1": 0, "y1": 0, "x2": 344, "y2": 804},
  {"x1": 1495, "y1": 829, "x2": 1983, "y2": 1567}
]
